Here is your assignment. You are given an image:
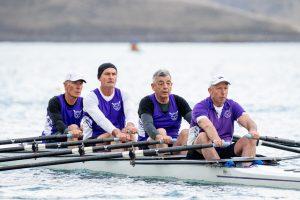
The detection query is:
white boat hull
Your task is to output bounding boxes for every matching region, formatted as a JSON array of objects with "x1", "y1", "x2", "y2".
[{"x1": 0, "y1": 151, "x2": 299, "y2": 190}]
